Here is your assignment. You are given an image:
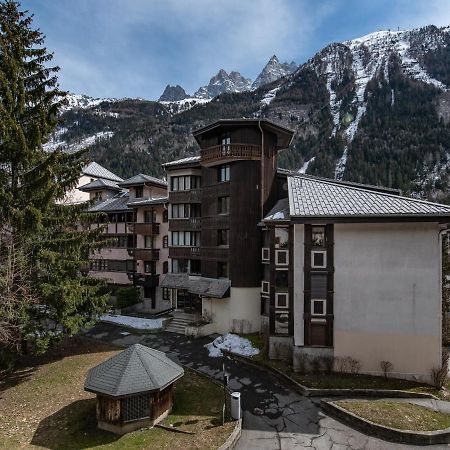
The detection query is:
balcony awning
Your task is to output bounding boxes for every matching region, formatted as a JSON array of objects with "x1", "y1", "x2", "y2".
[{"x1": 160, "y1": 273, "x2": 230, "y2": 299}]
